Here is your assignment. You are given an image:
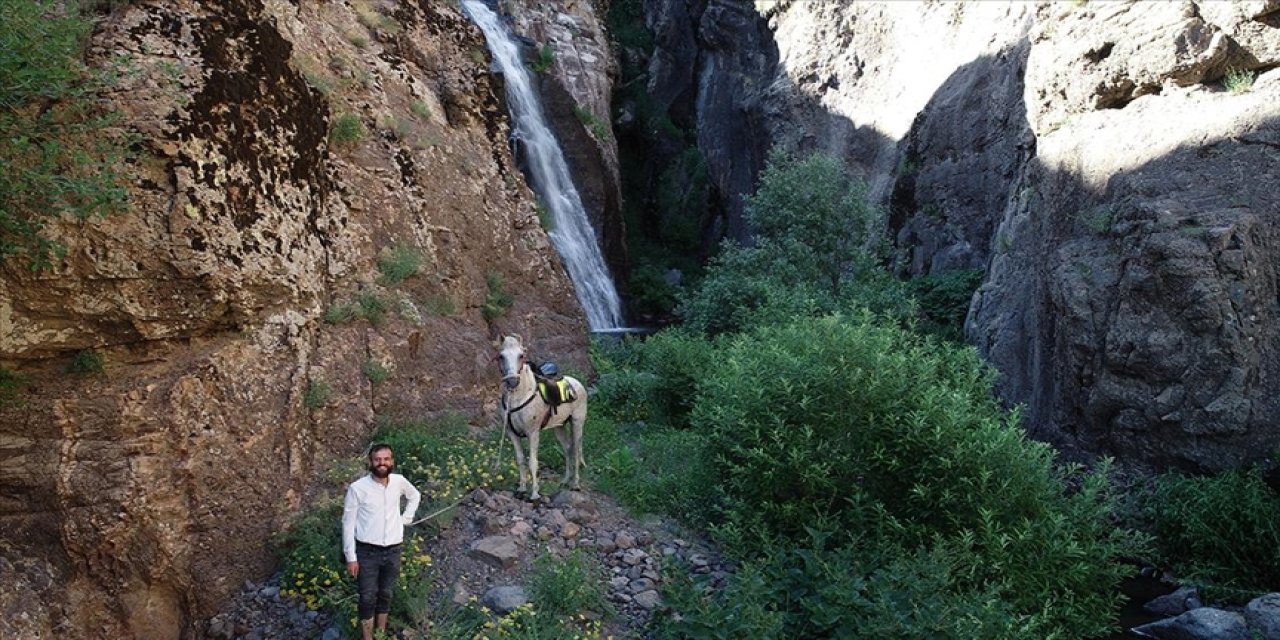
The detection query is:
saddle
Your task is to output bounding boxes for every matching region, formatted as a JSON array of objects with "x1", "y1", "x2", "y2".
[{"x1": 533, "y1": 360, "x2": 575, "y2": 407}]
